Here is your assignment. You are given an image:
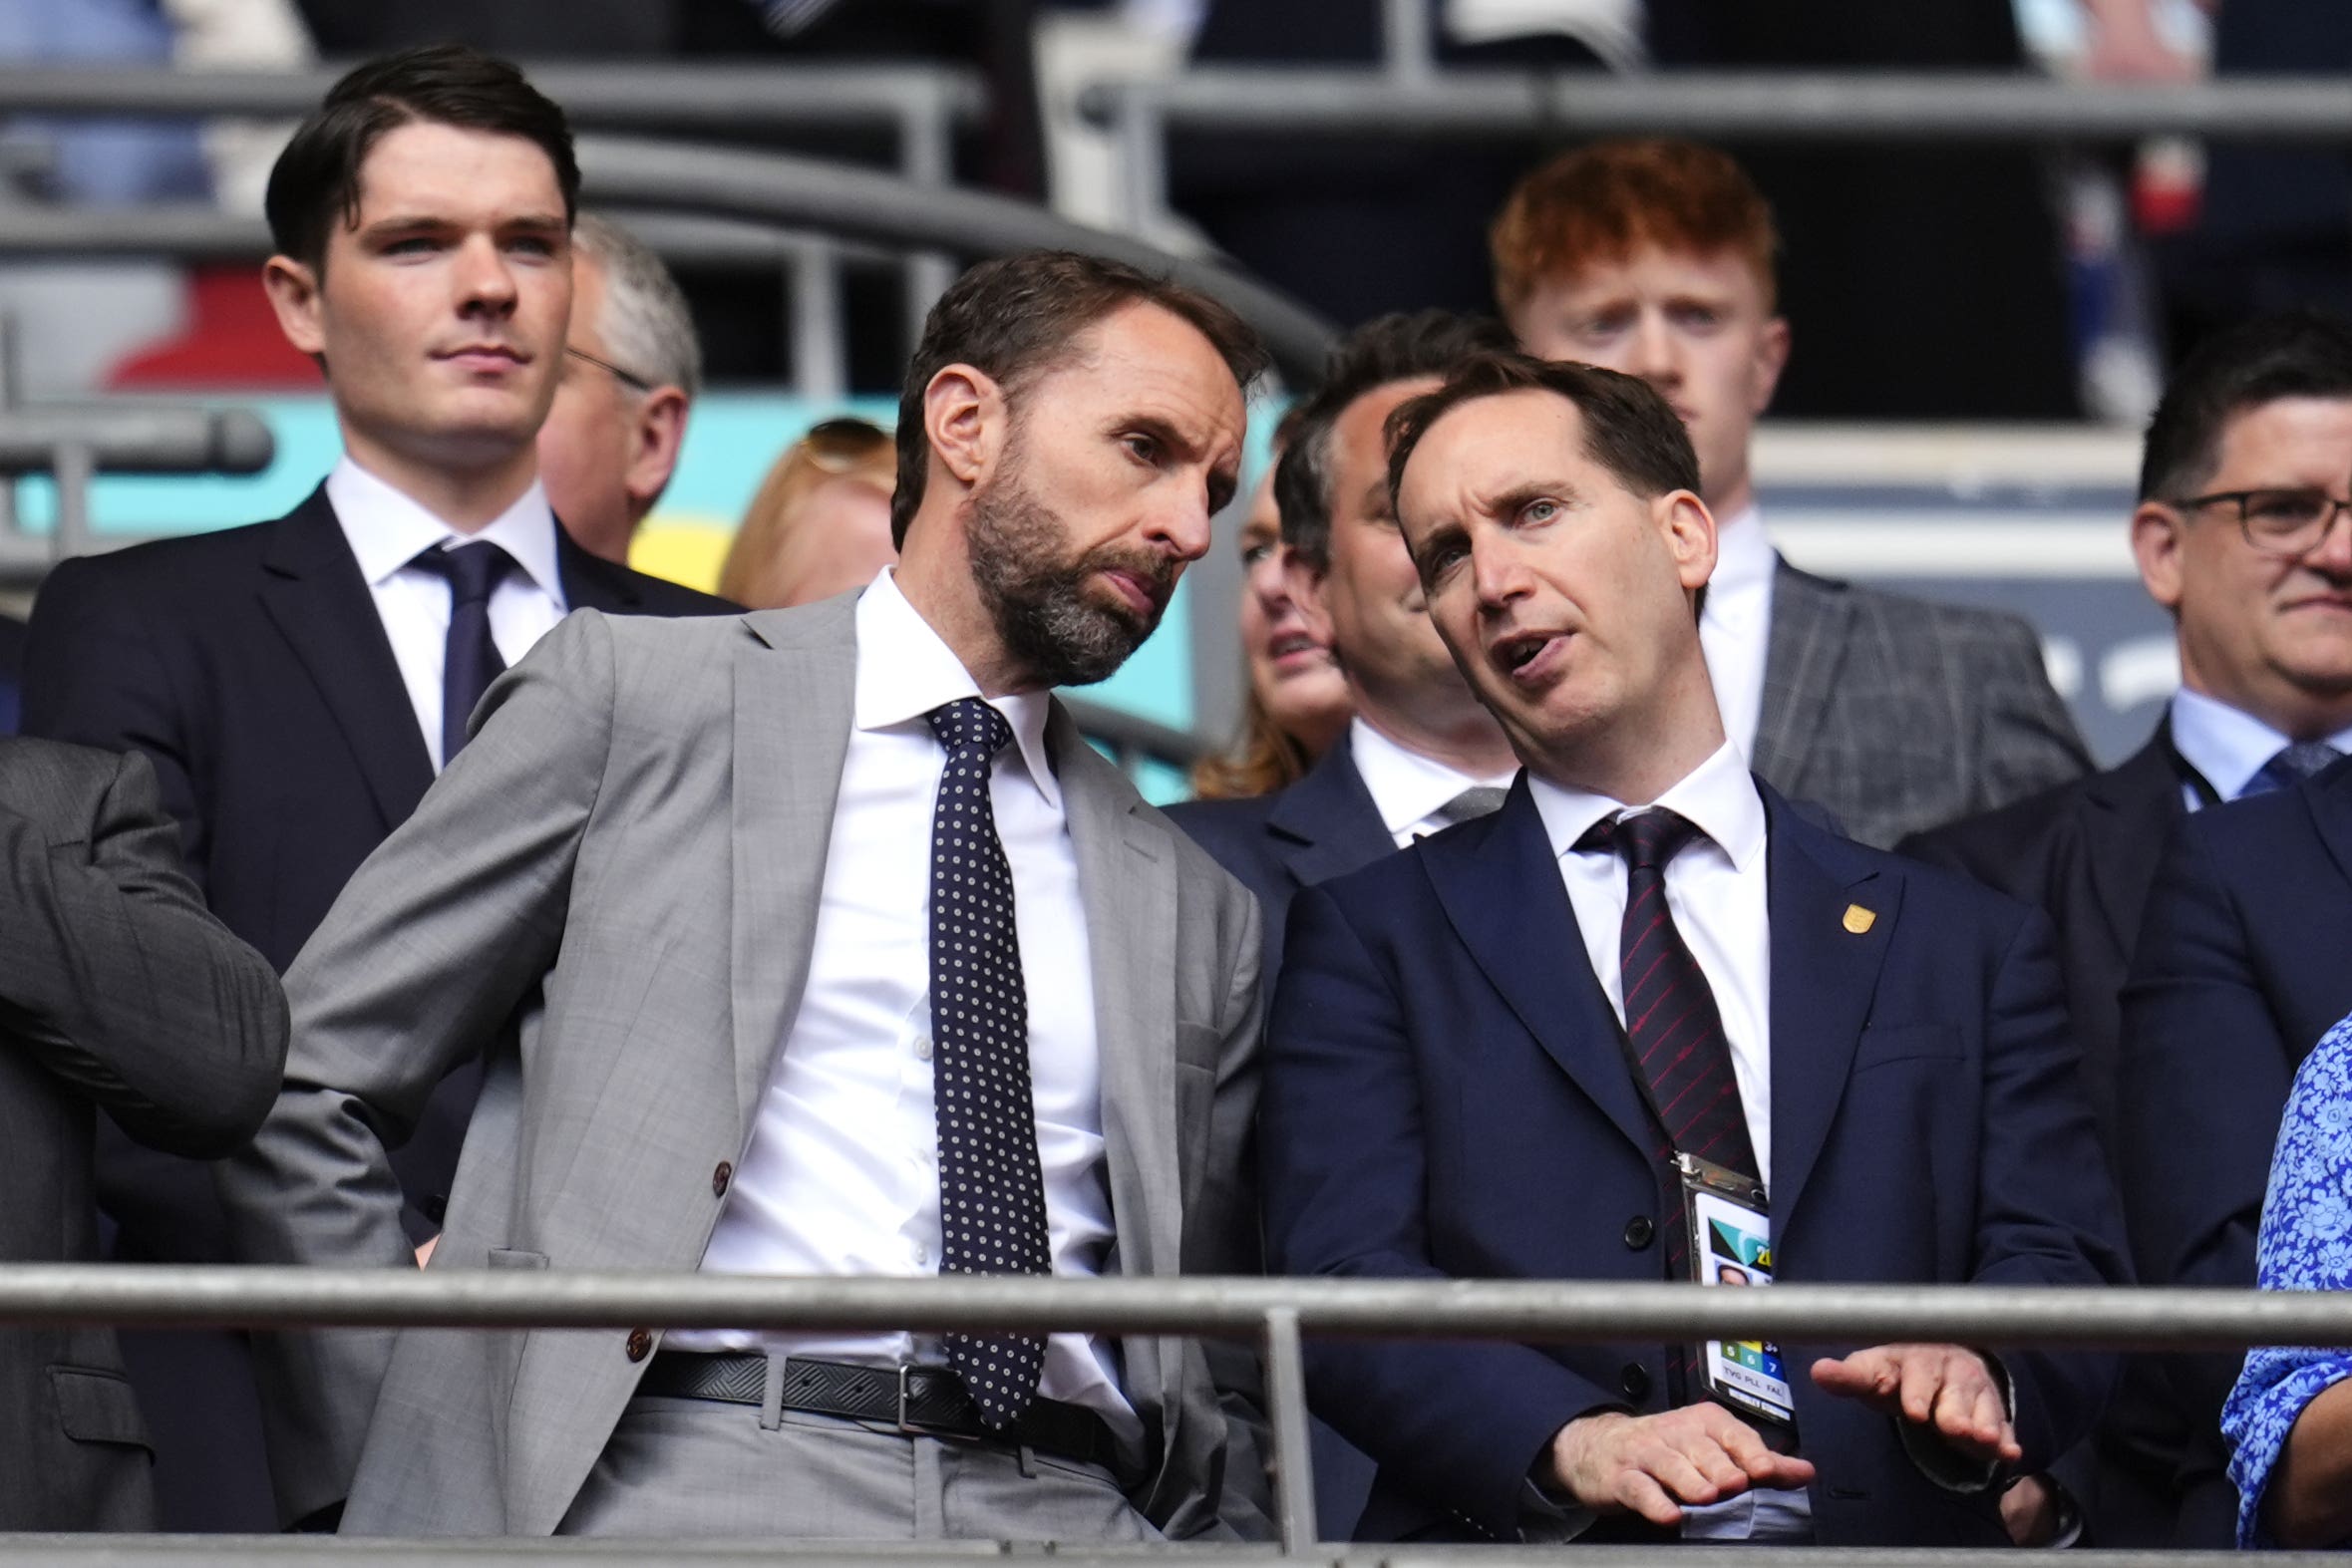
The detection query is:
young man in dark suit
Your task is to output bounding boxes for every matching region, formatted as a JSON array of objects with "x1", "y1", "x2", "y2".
[
  {"x1": 1493, "y1": 140, "x2": 2091, "y2": 847},
  {"x1": 1260, "y1": 351, "x2": 2126, "y2": 1547},
  {"x1": 19, "y1": 46, "x2": 730, "y2": 1530},
  {"x1": 0, "y1": 737, "x2": 285, "y2": 1531},
  {"x1": 1907, "y1": 311, "x2": 2352, "y2": 1546}
]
